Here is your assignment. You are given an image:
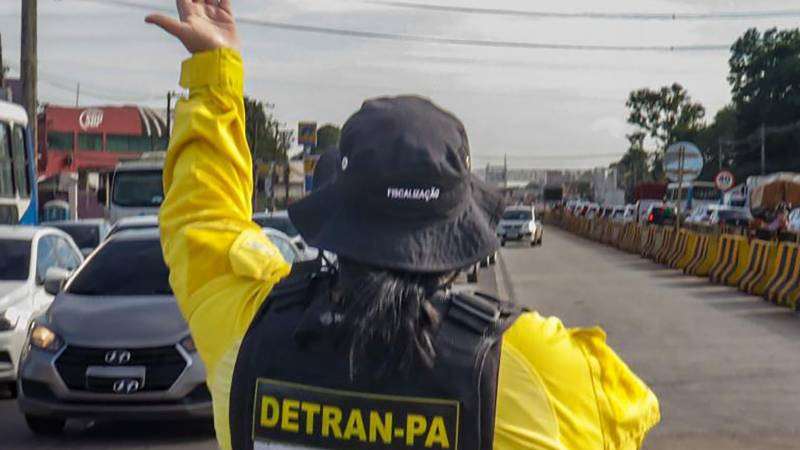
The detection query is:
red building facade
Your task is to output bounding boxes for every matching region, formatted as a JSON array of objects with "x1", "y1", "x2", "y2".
[{"x1": 37, "y1": 105, "x2": 168, "y2": 179}]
